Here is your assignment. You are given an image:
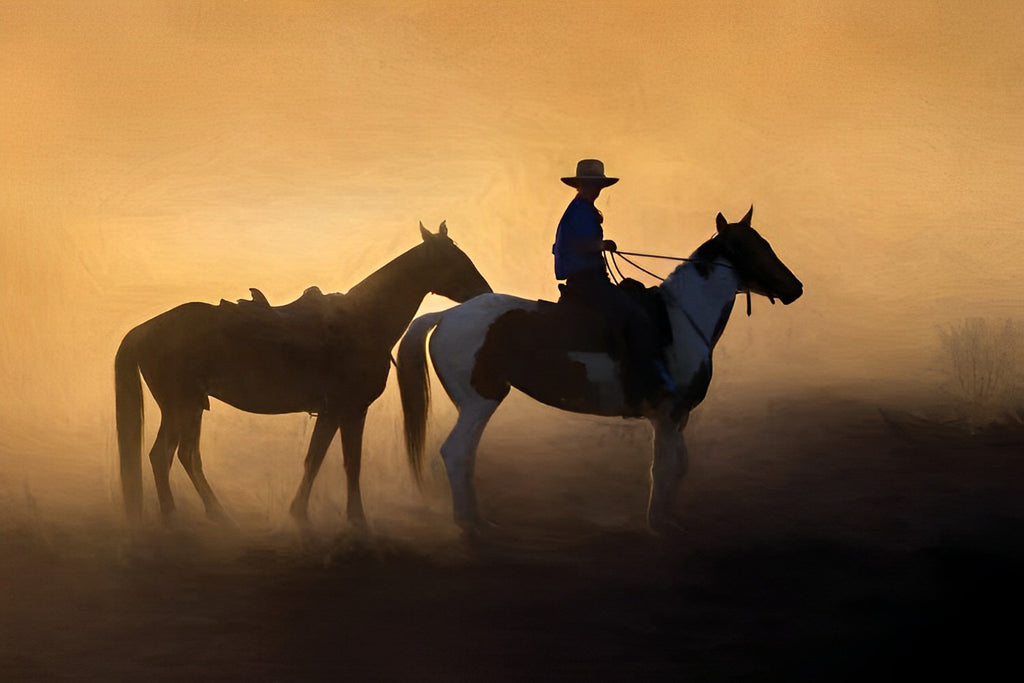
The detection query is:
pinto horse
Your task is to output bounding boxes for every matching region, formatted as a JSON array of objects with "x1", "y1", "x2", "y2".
[
  {"x1": 397, "y1": 208, "x2": 802, "y2": 534},
  {"x1": 115, "y1": 222, "x2": 491, "y2": 524}
]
